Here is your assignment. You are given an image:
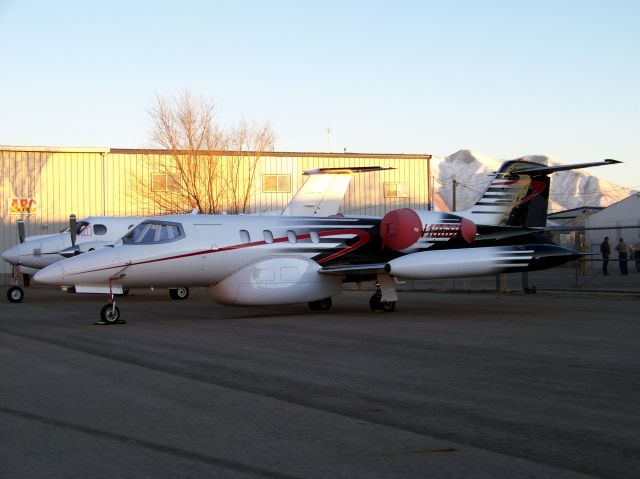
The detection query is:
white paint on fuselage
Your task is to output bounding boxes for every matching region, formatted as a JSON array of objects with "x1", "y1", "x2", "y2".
[{"x1": 36, "y1": 214, "x2": 368, "y2": 289}]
